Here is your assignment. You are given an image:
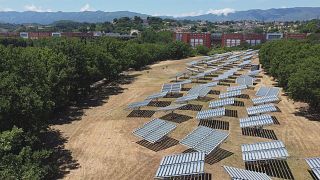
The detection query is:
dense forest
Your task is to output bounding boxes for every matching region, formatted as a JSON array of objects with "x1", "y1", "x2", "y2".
[
  {"x1": 259, "y1": 39, "x2": 320, "y2": 110},
  {"x1": 0, "y1": 32, "x2": 193, "y2": 179}
]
